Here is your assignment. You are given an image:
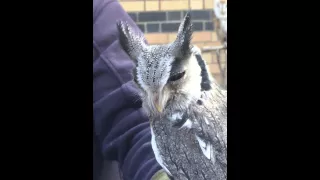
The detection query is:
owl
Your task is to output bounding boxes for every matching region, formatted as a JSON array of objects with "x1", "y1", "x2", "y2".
[
  {"x1": 117, "y1": 12, "x2": 227, "y2": 180},
  {"x1": 214, "y1": 0, "x2": 227, "y2": 45}
]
